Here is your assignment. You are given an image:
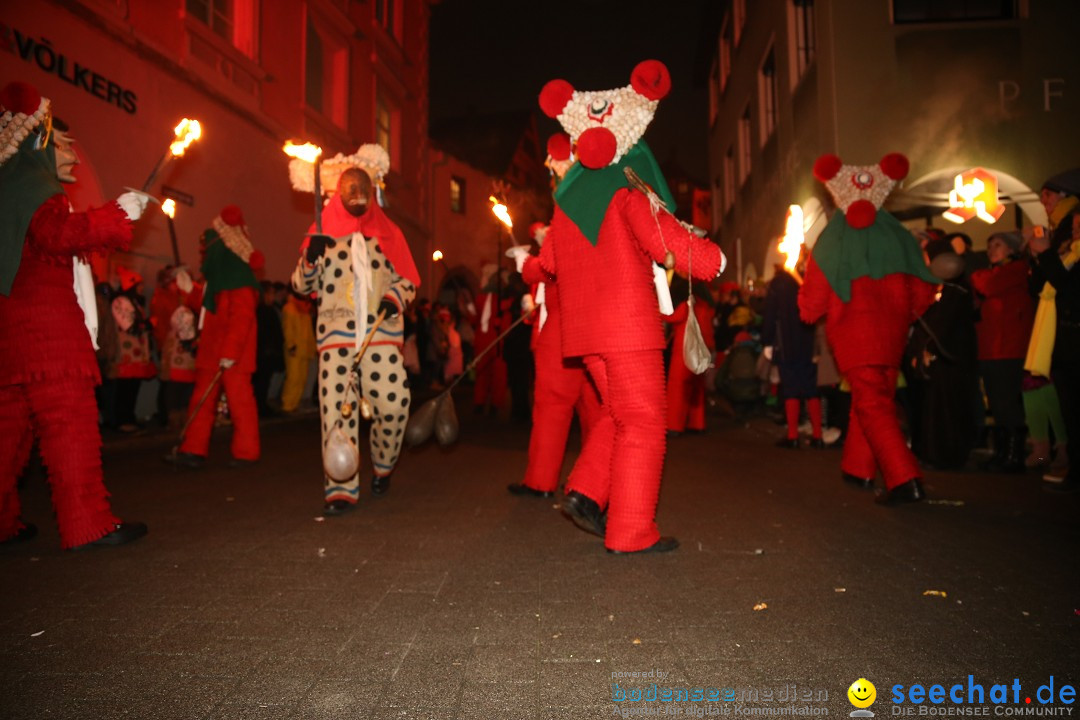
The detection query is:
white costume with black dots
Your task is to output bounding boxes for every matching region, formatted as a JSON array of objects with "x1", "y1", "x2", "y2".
[{"x1": 292, "y1": 233, "x2": 415, "y2": 504}]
